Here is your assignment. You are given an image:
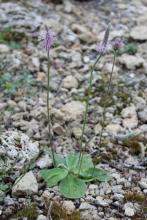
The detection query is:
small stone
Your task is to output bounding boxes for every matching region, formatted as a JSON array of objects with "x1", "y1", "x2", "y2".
[
  {"x1": 72, "y1": 127, "x2": 82, "y2": 138},
  {"x1": 61, "y1": 101, "x2": 85, "y2": 120},
  {"x1": 138, "y1": 107, "x2": 147, "y2": 123},
  {"x1": 121, "y1": 105, "x2": 138, "y2": 129},
  {"x1": 62, "y1": 201, "x2": 75, "y2": 214},
  {"x1": 119, "y1": 54, "x2": 144, "y2": 70},
  {"x1": 12, "y1": 171, "x2": 38, "y2": 196},
  {"x1": 79, "y1": 202, "x2": 96, "y2": 210},
  {"x1": 4, "y1": 196, "x2": 14, "y2": 206},
  {"x1": 113, "y1": 193, "x2": 124, "y2": 202},
  {"x1": 124, "y1": 202, "x2": 135, "y2": 217},
  {"x1": 96, "y1": 196, "x2": 109, "y2": 207},
  {"x1": 53, "y1": 123, "x2": 65, "y2": 135},
  {"x1": 36, "y1": 154, "x2": 52, "y2": 169},
  {"x1": 37, "y1": 215, "x2": 47, "y2": 220},
  {"x1": 0, "y1": 44, "x2": 10, "y2": 53},
  {"x1": 63, "y1": 75, "x2": 78, "y2": 89},
  {"x1": 130, "y1": 25, "x2": 147, "y2": 41},
  {"x1": 106, "y1": 124, "x2": 123, "y2": 135},
  {"x1": 139, "y1": 178, "x2": 147, "y2": 189}
]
